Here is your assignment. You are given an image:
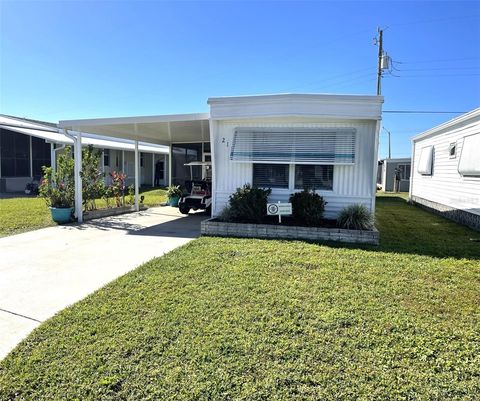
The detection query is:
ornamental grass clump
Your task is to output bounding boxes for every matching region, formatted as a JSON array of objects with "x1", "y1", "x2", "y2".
[
  {"x1": 289, "y1": 189, "x2": 326, "y2": 226},
  {"x1": 337, "y1": 203, "x2": 374, "y2": 230},
  {"x1": 227, "y1": 184, "x2": 271, "y2": 223}
]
